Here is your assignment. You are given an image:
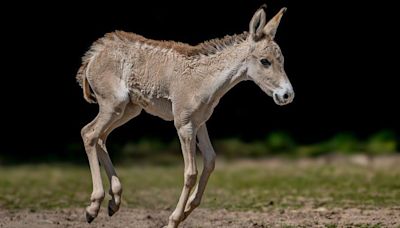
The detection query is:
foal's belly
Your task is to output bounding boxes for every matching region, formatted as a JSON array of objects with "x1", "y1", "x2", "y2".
[{"x1": 142, "y1": 97, "x2": 174, "y2": 121}]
